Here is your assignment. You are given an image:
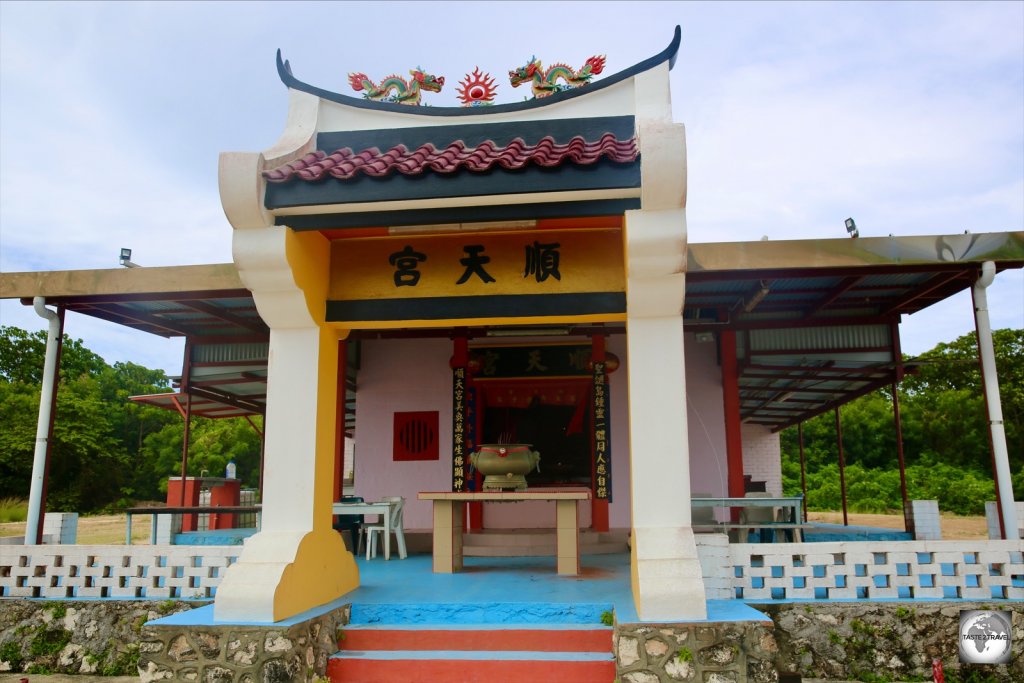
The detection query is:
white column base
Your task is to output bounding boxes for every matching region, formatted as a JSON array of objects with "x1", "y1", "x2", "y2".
[
  {"x1": 214, "y1": 529, "x2": 359, "y2": 623},
  {"x1": 631, "y1": 526, "x2": 708, "y2": 621}
]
